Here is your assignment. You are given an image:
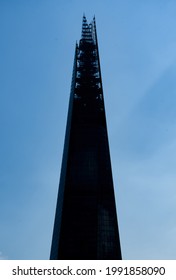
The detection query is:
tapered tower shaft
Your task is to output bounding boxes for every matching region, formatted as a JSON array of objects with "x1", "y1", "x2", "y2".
[{"x1": 50, "y1": 16, "x2": 122, "y2": 260}]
